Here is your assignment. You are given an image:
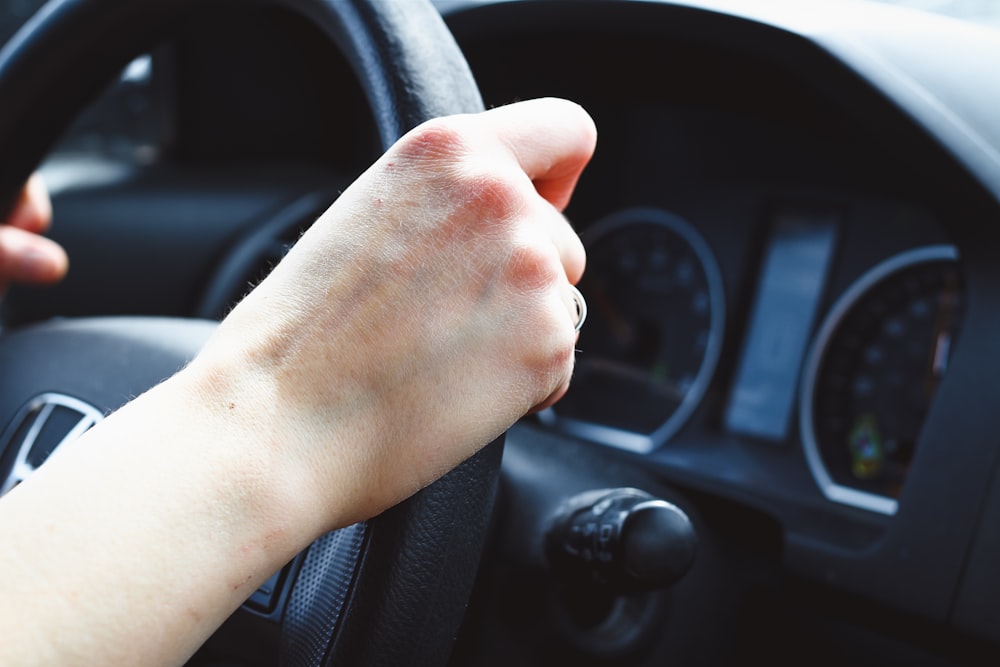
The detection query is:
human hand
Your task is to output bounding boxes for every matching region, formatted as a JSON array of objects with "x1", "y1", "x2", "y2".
[
  {"x1": 0, "y1": 174, "x2": 68, "y2": 295},
  {"x1": 189, "y1": 97, "x2": 597, "y2": 528},
  {"x1": 0, "y1": 99, "x2": 595, "y2": 664}
]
